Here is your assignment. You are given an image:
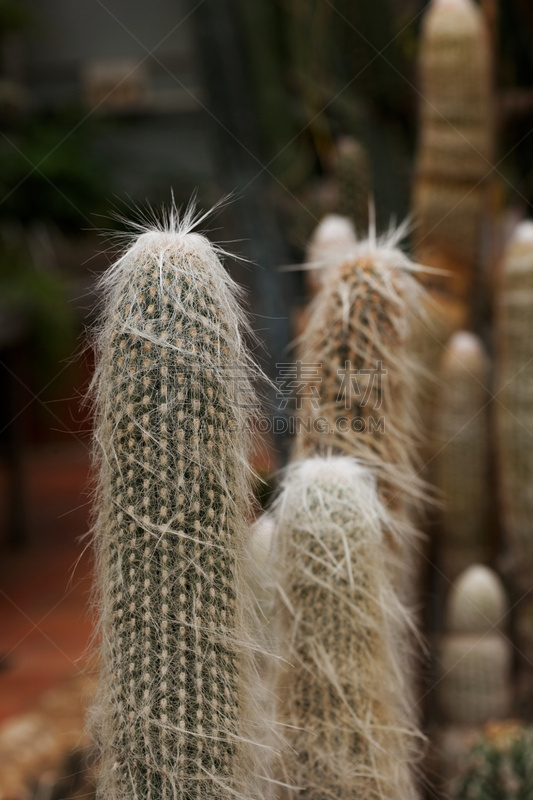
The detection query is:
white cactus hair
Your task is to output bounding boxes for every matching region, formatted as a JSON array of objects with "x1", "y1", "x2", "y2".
[
  {"x1": 303, "y1": 213, "x2": 358, "y2": 295},
  {"x1": 294, "y1": 218, "x2": 430, "y2": 509},
  {"x1": 270, "y1": 455, "x2": 424, "y2": 799},
  {"x1": 88, "y1": 199, "x2": 278, "y2": 800}
]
